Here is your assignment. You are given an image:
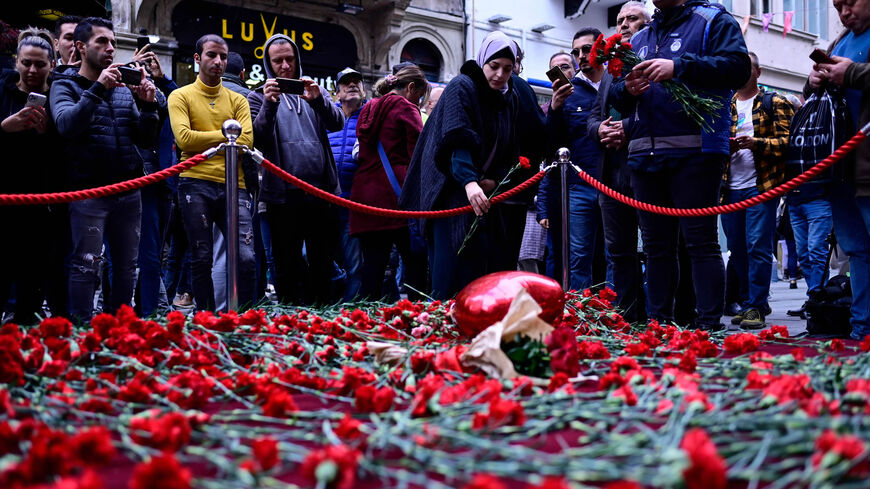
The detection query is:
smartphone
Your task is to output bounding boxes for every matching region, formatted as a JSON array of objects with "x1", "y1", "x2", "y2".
[
  {"x1": 119, "y1": 65, "x2": 142, "y2": 86},
  {"x1": 545, "y1": 66, "x2": 571, "y2": 87},
  {"x1": 136, "y1": 36, "x2": 151, "y2": 53},
  {"x1": 276, "y1": 77, "x2": 305, "y2": 95},
  {"x1": 25, "y1": 92, "x2": 47, "y2": 108},
  {"x1": 810, "y1": 48, "x2": 834, "y2": 65}
]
